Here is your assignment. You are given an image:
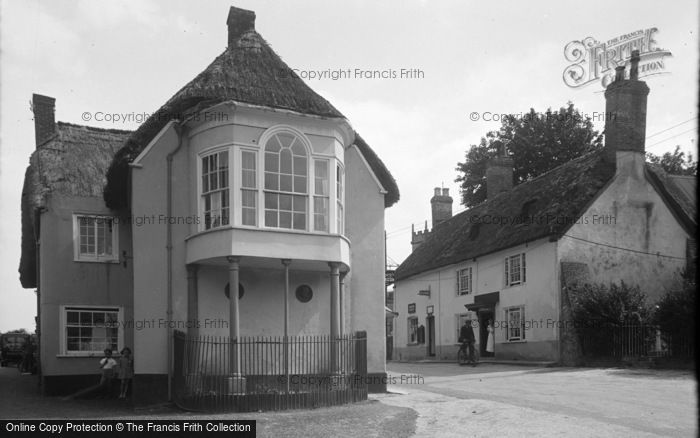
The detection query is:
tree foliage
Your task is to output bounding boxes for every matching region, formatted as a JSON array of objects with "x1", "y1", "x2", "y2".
[
  {"x1": 456, "y1": 103, "x2": 603, "y2": 207},
  {"x1": 652, "y1": 271, "x2": 695, "y2": 338},
  {"x1": 646, "y1": 145, "x2": 697, "y2": 176},
  {"x1": 569, "y1": 281, "x2": 650, "y2": 327}
]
